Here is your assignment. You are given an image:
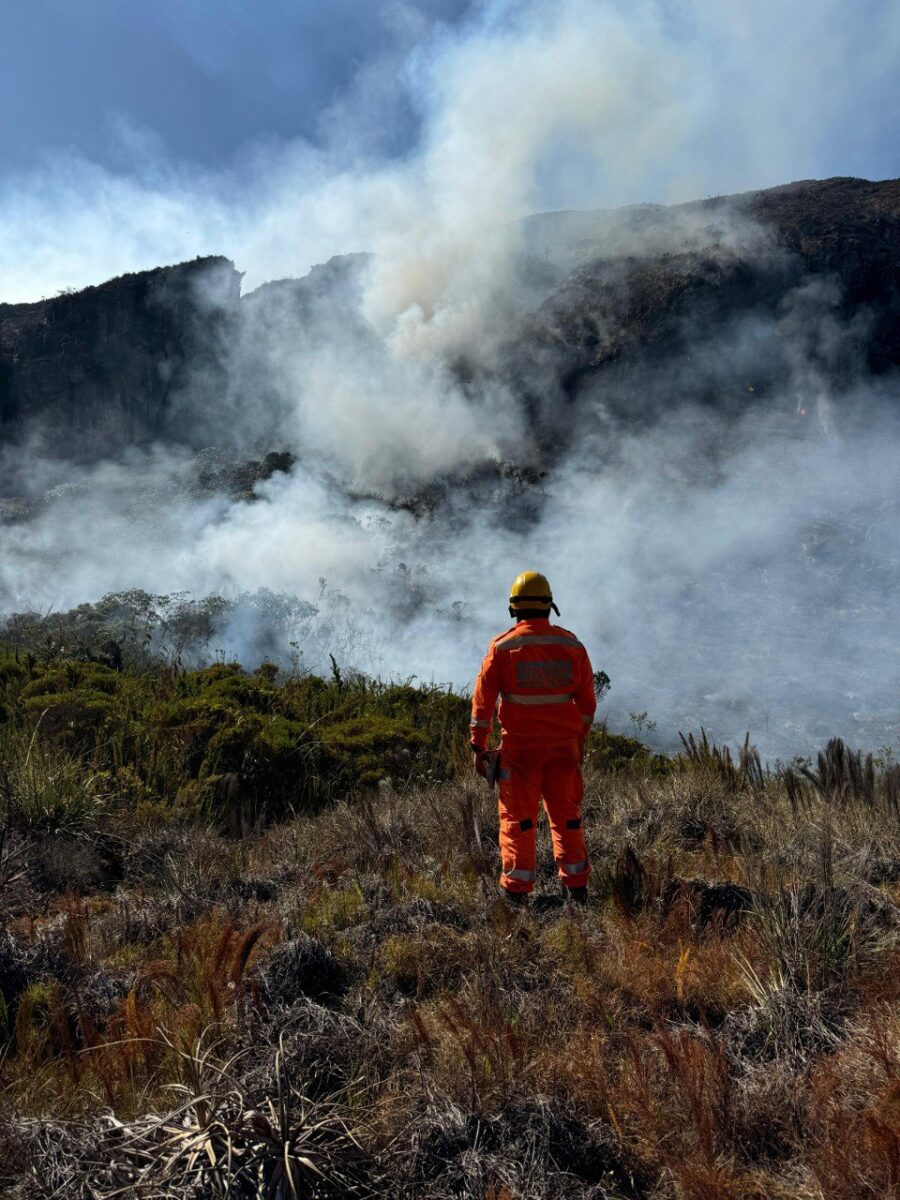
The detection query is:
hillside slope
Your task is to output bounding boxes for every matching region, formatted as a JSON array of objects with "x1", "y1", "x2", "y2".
[
  {"x1": 510, "y1": 177, "x2": 900, "y2": 438},
  {"x1": 2, "y1": 178, "x2": 899, "y2": 459},
  {"x1": 0, "y1": 257, "x2": 241, "y2": 456},
  {"x1": 0, "y1": 649, "x2": 897, "y2": 1198}
]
